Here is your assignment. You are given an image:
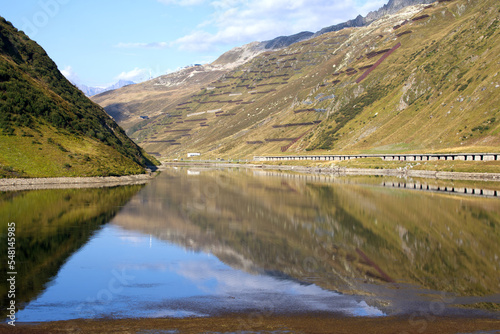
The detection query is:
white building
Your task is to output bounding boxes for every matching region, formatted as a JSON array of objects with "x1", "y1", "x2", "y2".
[{"x1": 187, "y1": 153, "x2": 201, "y2": 158}]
